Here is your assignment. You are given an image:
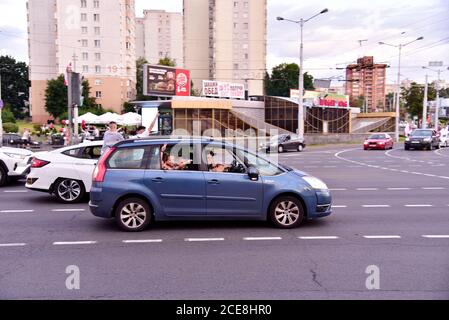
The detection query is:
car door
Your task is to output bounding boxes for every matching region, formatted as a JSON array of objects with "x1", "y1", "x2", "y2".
[
  {"x1": 203, "y1": 145, "x2": 263, "y2": 217},
  {"x1": 143, "y1": 143, "x2": 206, "y2": 217},
  {"x1": 73, "y1": 145, "x2": 102, "y2": 192}
]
